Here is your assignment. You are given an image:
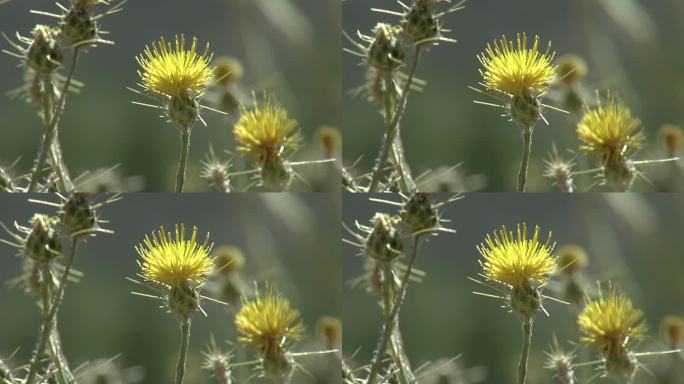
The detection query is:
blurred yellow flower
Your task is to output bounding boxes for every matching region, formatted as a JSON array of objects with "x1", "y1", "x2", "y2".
[
  {"x1": 136, "y1": 224, "x2": 213, "y2": 288},
  {"x1": 578, "y1": 285, "x2": 647, "y2": 354},
  {"x1": 235, "y1": 286, "x2": 304, "y2": 356},
  {"x1": 478, "y1": 33, "x2": 556, "y2": 97},
  {"x1": 577, "y1": 94, "x2": 645, "y2": 164},
  {"x1": 136, "y1": 35, "x2": 213, "y2": 98},
  {"x1": 477, "y1": 223, "x2": 556, "y2": 288},
  {"x1": 234, "y1": 95, "x2": 302, "y2": 163}
]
